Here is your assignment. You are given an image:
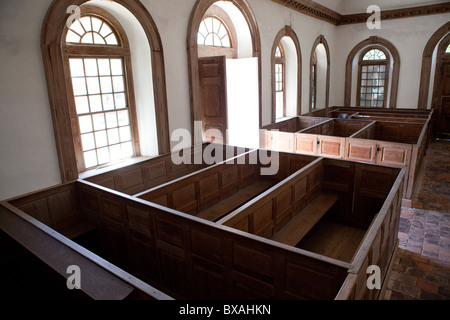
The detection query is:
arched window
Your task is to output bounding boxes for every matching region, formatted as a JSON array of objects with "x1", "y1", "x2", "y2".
[
  {"x1": 311, "y1": 52, "x2": 317, "y2": 110},
  {"x1": 198, "y1": 16, "x2": 231, "y2": 47},
  {"x1": 64, "y1": 8, "x2": 139, "y2": 171},
  {"x1": 446, "y1": 44, "x2": 450, "y2": 54},
  {"x1": 271, "y1": 26, "x2": 301, "y2": 121},
  {"x1": 274, "y1": 43, "x2": 286, "y2": 119},
  {"x1": 357, "y1": 47, "x2": 390, "y2": 108}
]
